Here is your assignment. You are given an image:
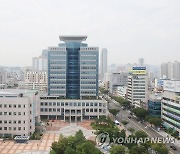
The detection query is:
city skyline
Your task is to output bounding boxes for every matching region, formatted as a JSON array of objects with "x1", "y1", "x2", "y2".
[{"x1": 0, "y1": 0, "x2": 180, "y2": 66}]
